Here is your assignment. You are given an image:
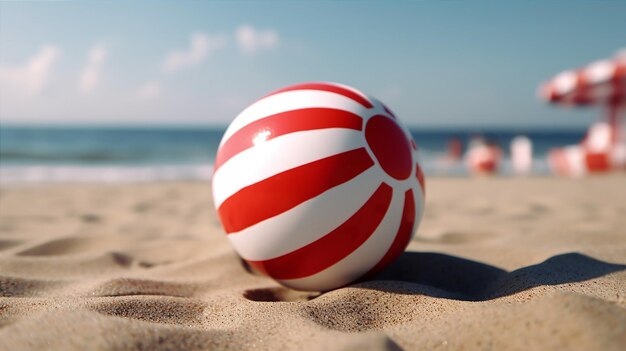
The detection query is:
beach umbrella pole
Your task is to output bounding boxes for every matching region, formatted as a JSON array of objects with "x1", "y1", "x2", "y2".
[{"x1": 606, "y1": 102, "x2": 625, "y2": 144}]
